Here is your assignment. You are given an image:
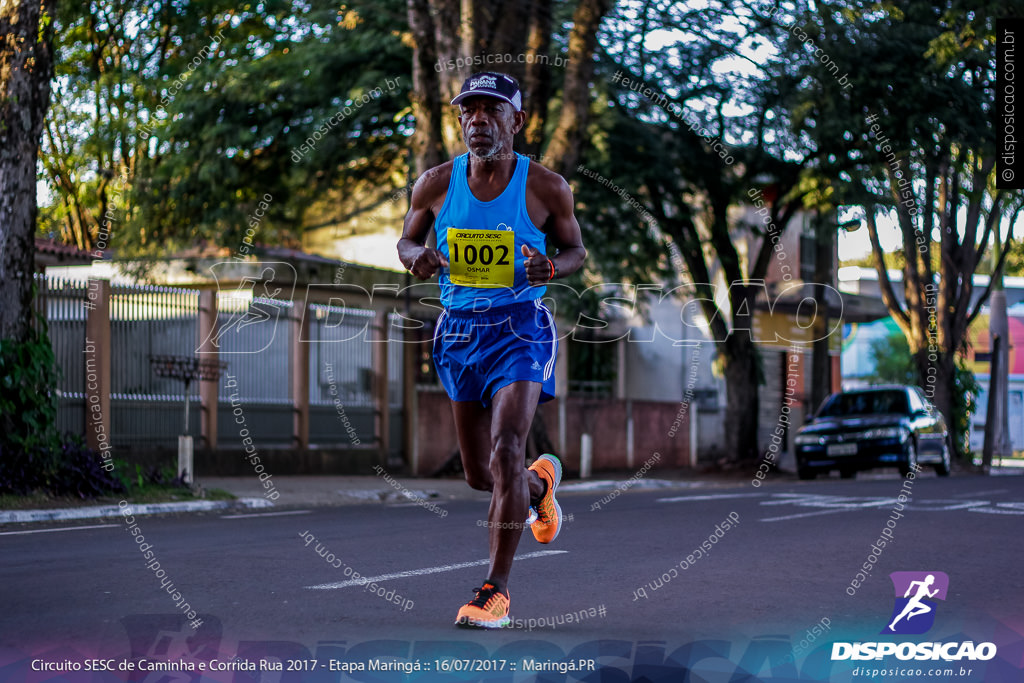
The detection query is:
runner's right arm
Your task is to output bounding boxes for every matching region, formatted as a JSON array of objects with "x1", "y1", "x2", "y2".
[{"x1": 398, "y1": 165, "x2": 451, "y2": 280}]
